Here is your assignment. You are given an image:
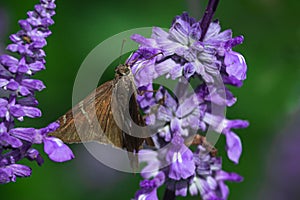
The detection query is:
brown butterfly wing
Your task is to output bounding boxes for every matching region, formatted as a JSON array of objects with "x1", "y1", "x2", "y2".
[
  {"x1": 127, "y1": 82, "x2": 155, "y2": 147},
  {"x1": 49, "y1": 80, "x2": 123, "y2": 148},
  {"x1": 123, "y1": 93, "x2": 145, "y2": 152},
  {"x1": 110, "y1": 71, "x2": 152, "y2": 151}
]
